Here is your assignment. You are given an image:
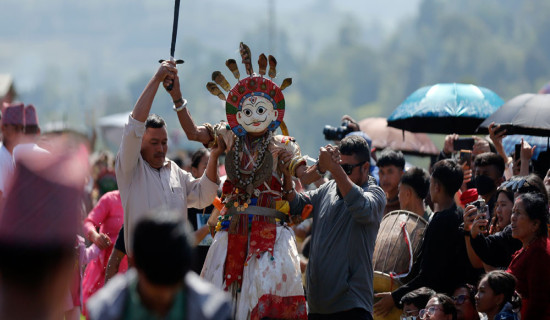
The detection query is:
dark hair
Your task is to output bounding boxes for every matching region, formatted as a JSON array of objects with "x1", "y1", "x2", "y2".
[
  {"x1": 516, "y1": 192, "x2": 549, "y2": 238},
  {"x1": 145, "y1": 114, "x2": 166, "y2": 129},
  {"x1": 191, "y1": 148, "x2": 209, "y2": 169},
  {"x1": 401, "y1": 167, "x2": 430, "y2": 199},
  {"x1": 454, "y1": 283, "x2": 477, "y2": 306},
  {"x1": 133, "y1": 211, "x2": 195, "y2": 285},
  {"x1": 518, "y1": 174, "x2": 549, "y2": 205},
  {"x1": 432, "y1": 294, "x2": 458, "y2": 320},
  {"x1": 0, "y1": 242, "x2": 73, "y2": 290},
  {"x1": 339, "y1": 135, "x2": 371, "y2": 164},
  {"x1": 24, "y1": 124, "x2": 40, "y2": 135},
  {"x1": 481, "y1": 270, "x2": 522, "y2": 310},
  {"x1": 401, "y1": 286, "x2": 436, "y2": 309},
  {"x1": 377, "y1": 149, "x2": 405, "y2": 170},
  {"x1": 431, "y1": 159, "x2": 463, "y2": 197},
  {"x1": 474, "y1": 152, "x2": 505, "y2": 177}
]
